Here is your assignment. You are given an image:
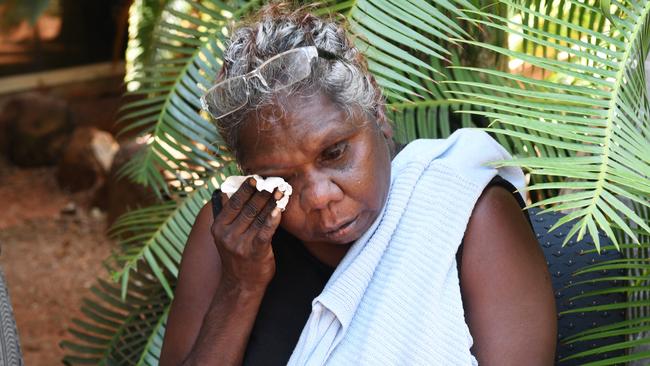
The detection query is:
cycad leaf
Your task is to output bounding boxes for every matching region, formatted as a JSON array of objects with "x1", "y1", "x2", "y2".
[
  {"x1": 119, "y1": 2, "x2": 233, "y2": 196},
  {"x1": 61, "y1": 270, "x2": 170, "y2": 365},
  {"x1": 125, "y1": 0, "x2": 174, "y2": 87},
  {"x1": 451, "y1": 0, "x2": 650, "y2": 247}
]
